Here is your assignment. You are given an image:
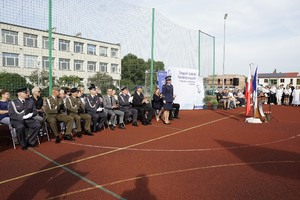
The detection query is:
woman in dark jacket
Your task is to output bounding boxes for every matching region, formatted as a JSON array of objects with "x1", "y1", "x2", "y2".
[
  {"x1": 152, "y1": 88, "x2": 164, "y2": 121},
  {"x1": 162, "y1": 76, "x2": 174, "y2": 124}
]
